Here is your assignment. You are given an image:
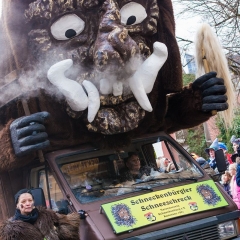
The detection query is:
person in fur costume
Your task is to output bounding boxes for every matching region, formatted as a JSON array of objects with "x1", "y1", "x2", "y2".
[
  {"x1": 0, "y1": 189, "x2": 83, "y2": 240},
  {"x1": 0, "y1": 0, "x2": 229, "y2": 172}
]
